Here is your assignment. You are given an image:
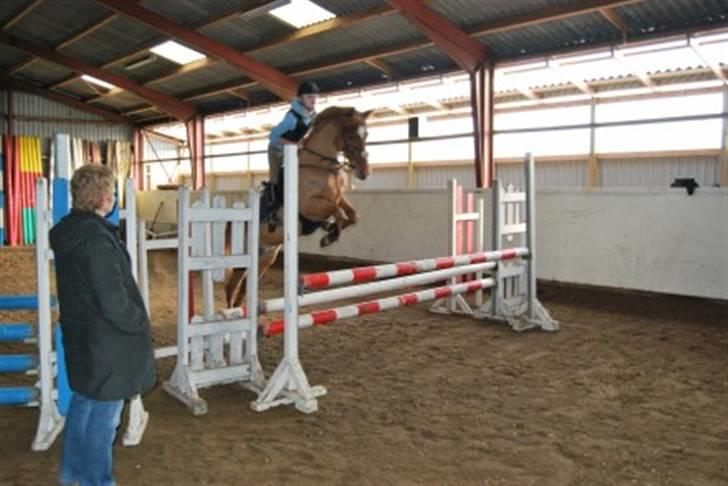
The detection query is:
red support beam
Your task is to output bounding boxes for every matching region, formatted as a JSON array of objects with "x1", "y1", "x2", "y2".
[
  {"x1": 0, "y1": 31, "x2": 196, "y2": 122},
  {"x1": 94, "y1": 0, "x2": 300, "y2": 101},
  {"x1": 185, "y1": 115, "x2": 205, "y2": 189},
  {"x1": 0, "y1": 72, "x2": 132, "y2": 124},
  {"x1": 471, "y1": 64, "x2": 494, "y2": 188},
  {"x1": 387, "y1": 0, "x2": 489, "y2": 73}
]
